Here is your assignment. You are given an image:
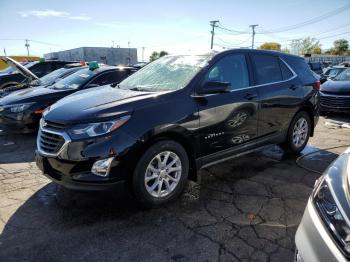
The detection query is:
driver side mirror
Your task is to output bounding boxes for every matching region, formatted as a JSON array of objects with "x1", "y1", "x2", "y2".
[{"x1": 197, "y1": 81, "x2": 231, "y2": 95}]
